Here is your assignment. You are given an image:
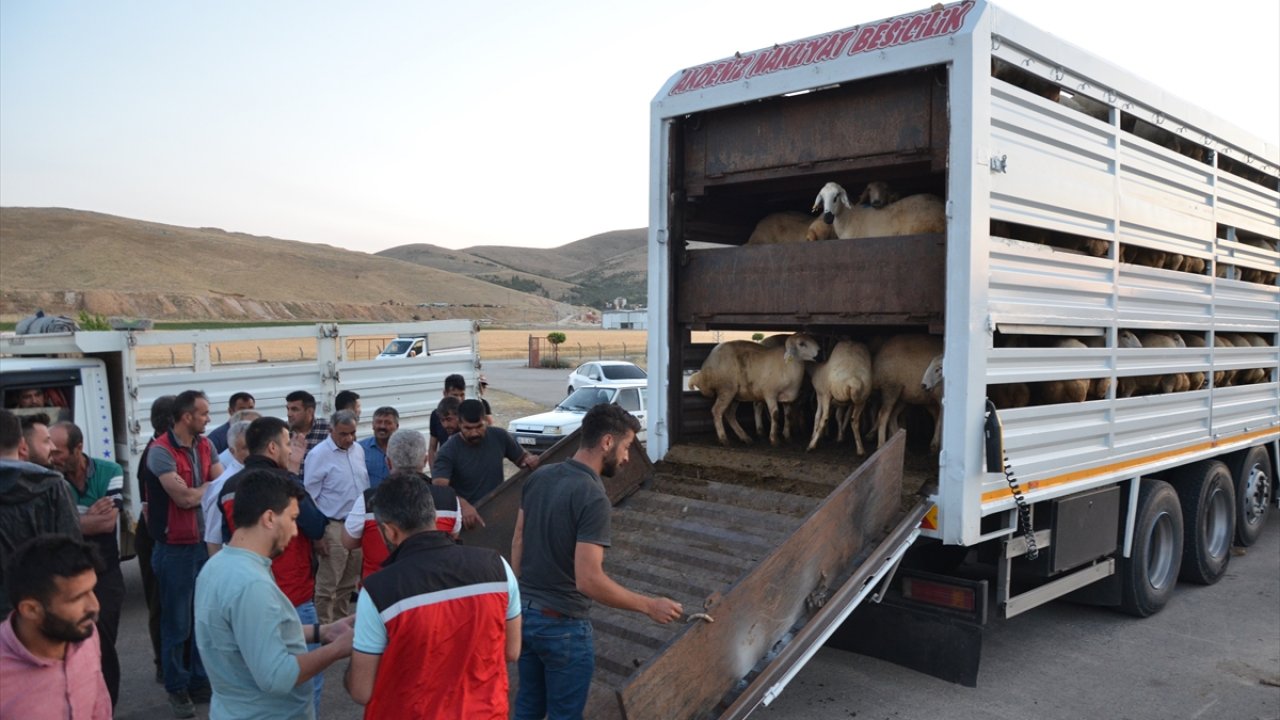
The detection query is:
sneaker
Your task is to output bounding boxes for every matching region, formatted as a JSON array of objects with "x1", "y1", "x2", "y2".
[
  {"x1": 167, "y1": 691, "x2": 195, "y2": 719},
  {"x1": 189, "y1": 684, "x2": 212, "y2": 704}
]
